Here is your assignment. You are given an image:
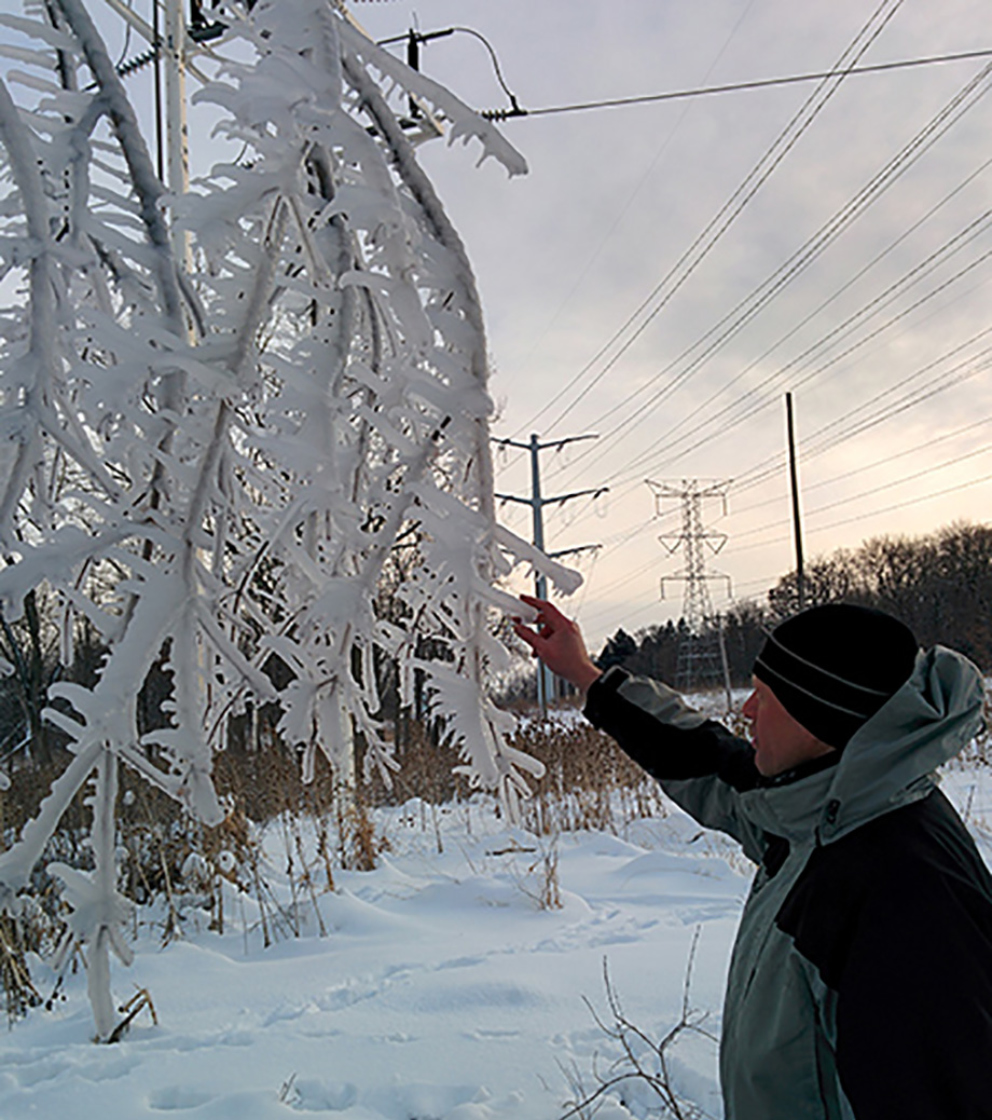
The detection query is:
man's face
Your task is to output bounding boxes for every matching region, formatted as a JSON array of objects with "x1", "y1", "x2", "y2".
[{"x1": 741, "y1": 677, "x2": 836, "y2": 777}]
